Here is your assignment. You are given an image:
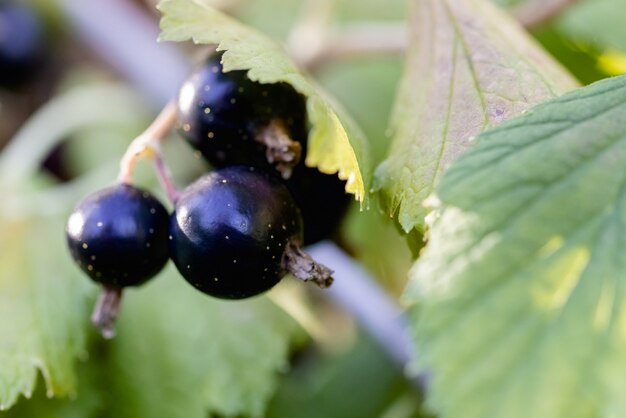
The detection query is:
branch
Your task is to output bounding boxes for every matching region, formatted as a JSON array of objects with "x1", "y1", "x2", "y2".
[
  {"x1": 298, "y1": 23, "x2": 408, "y2": 71},
  {"x1": 292, "y1": 0, "x2": 580, "y2": 71},
  {"x1": 512, "y1": 0, "x2": 579, "y2": 29},
  {"x1": 307, "y1": 241, "x2": 428, "y2": 393},
  {"x1": 286, "y1": 0, "x2": 335, "y2": 68}
]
